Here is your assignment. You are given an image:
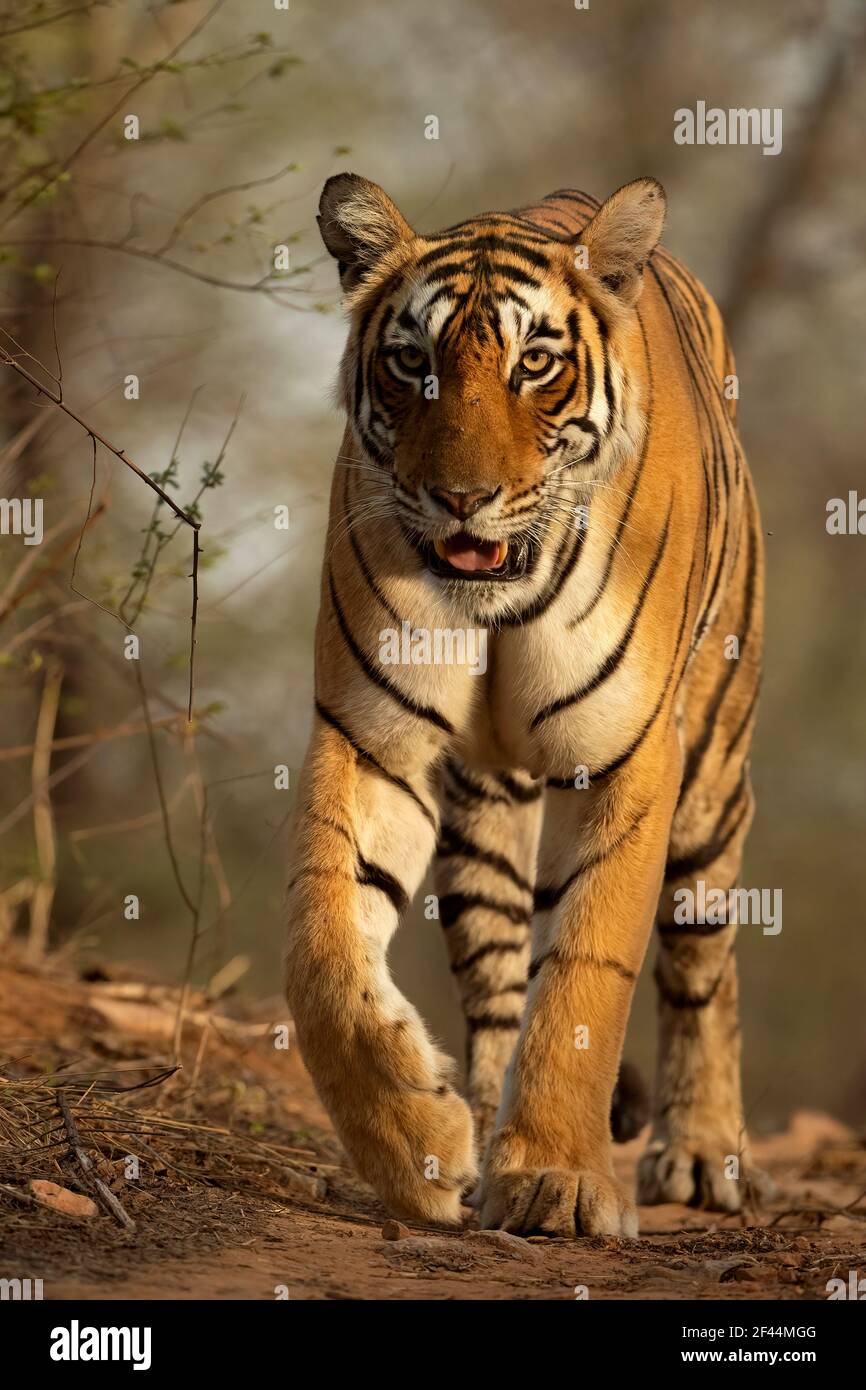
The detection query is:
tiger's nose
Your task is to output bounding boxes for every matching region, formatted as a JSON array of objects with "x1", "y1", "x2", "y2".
[{"x1": 430, "y1": 486, "x2": 500, "y2": 519}]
